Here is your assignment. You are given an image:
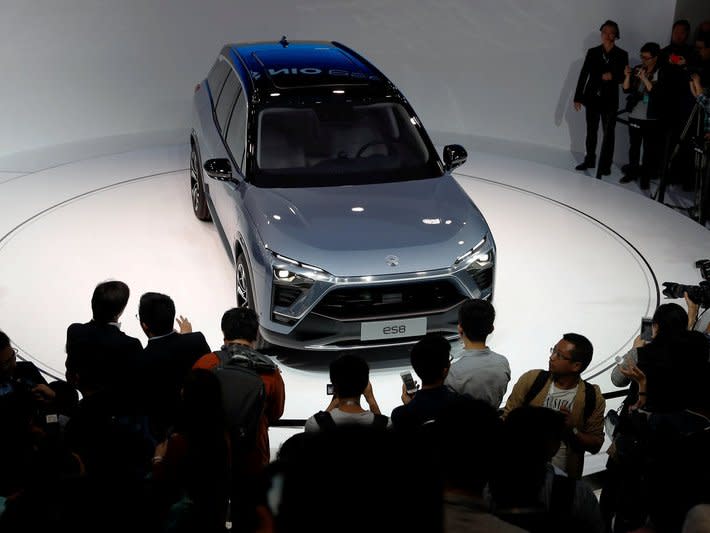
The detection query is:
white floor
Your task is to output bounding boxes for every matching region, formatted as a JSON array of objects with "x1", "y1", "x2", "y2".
[{"x1": 1, "y1": 130, "x2": 708, "y2": 475}]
